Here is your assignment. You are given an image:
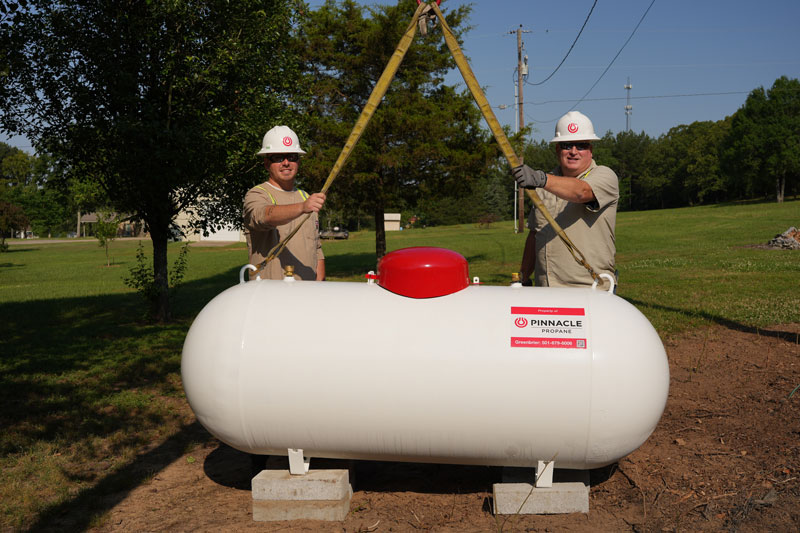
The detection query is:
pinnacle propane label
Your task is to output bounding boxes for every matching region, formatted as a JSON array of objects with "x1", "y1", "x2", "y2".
[{"x1": 510, "y1": 306, "x2": 588, "y2": 349}]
